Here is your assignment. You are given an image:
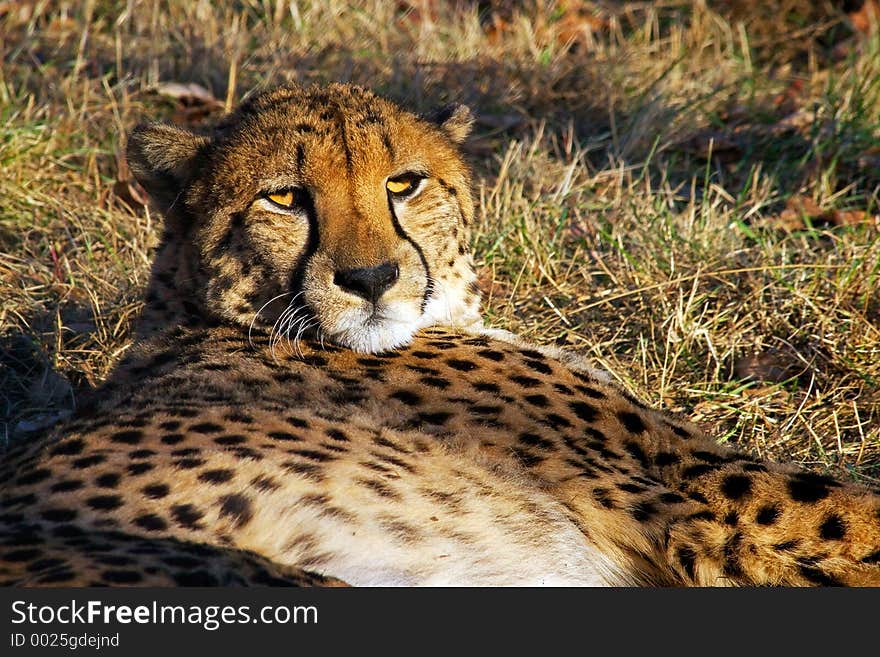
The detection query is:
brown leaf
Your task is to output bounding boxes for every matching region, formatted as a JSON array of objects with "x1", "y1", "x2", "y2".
[
  {"x1": 172, "y1": 104, "x2": 223, "y2": 126},
  {"x1": 734, "y1": 350, "x2": 808, "y2": 386},
  {"x1": 555, "y1": 6, "x2": 609, "y2": 48},
  {"x1": 396, "y1": 0, "x2": 441, "y2": 28},
  {"x1": 155, "y1": 82, "x2": 220, "y2": 106},
  {"x1": 111, "y1": 148, "x2": 148, "y2": 209},
  {"x1": 766, "y1": 110, "x2": 812, "y2": 134},
  {"x1": 848, "y1": 0, "x2": 880, "y2": 35},
  {"x1": 772, "y1": 194, "x2": 826, "y2": 231},
  {"x1": 44, "y1": 17, "x2": 78, "y2": 37},
  {"x1": 482, "y1": 12, "x2": 512, "y2": 44},
  {"x1": 828, "y1": 209, "x2": 876, "y2": 227},
  {"x1": 112, "y1": 180, "x2": 148, "y2": 209},
  {"x1": 771, "y1": 210, "x2": 808, "y2": 232},
  {"x1": 735, "y1": 384, "x2": 785, "y2": 400},
  {"x1": 771, "y1": 79, "x2": 804, "y2": 115},
  {"x1": 154, "y1": 82, "x2": 224, "y2": 125},
  {"x1": 771, "y1": 195, "x2": 876, "y2": 230},
  {"x1": 787, "y1": 194, "x2": 823, "y2": 217}
]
